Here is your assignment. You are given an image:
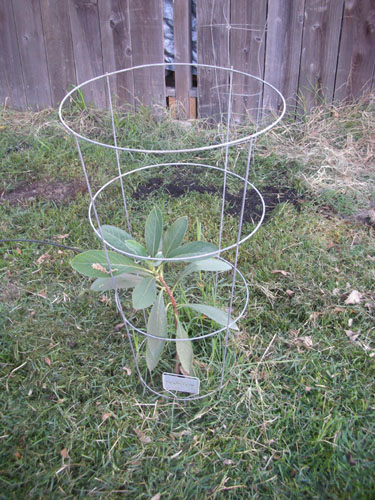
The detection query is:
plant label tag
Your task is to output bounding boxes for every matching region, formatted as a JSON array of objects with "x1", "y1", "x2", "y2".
[{"x1": 162, "y1": 373, "x2": 200, "y2": 395}]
